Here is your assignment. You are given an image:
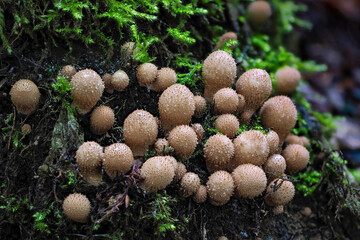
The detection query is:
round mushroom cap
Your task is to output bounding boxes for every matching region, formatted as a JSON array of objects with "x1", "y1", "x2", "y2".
[
  {"x1": 76, "y1": 141, "x2": 103, "y2": 172},
  {"x1": 264, "y1": 154, "x2": 286, "y2": 181},
  {"x1": 60, "y1": 65, "x2": 76, "y2": 80},
  {"x1": 301, "y1": 207, "x2": 312, "y2": 217},
  {"x1": 202, "y1": 51, "x2": 236, "y2": 100},
  {"x1": 266, "y1": 130, "x2": 280, "y2": 155},
  {"x1": 204, "y1": 134, "x2": 234, "y2": 173},
  {"x1": 248, "y1": 0, "x2": 272, "y2": 24},
  {"x1": 260, "y1": 96, "x2": 297, "y2": 142},
  {"x1": 137, "y1": 63, "x2": 157, "y2": 87},
  {"x1": 193, "y1": 185, "x2": 207, "y2": 203},
  {"x1": 10, "y1": 79, "x2": 41, "y2": 115},
  {"x1": 123, "y1": 110, "x2": 158, "y2": 156},
  {"x1": 155, "y1": 138, "x2": 170, "y2": 155},
  {"x1": 71, "y1": 69, "x2": 104, "y2": 114},
  {"x1": 174, "y1": 162, "x2": 187, "y2": 181},
  {"x1": 21, "y1": 124, "x2": 31, "y2": 135},
  {"x1": 282, "y1": 144, "x2": 310, "y2": 173},
  {"x1": 181, "y1": 172, "x2": 200, "y2": 197},
  {"x1": 275, "y1": 67, "x2": 301, "y2": 94},
  {"x1": 285, "y1": 134, "x2": 303, "y2": 145},
  {"x1": 232, "y1": 164, "x2": 267, "y2": 199},
  {"x1": 191, "y1": 123, "x2": 205, "y2": 143},
  {"x1": 112, "y1": 70, "x2": 129, "y2": 92},
  {"x1": 194, "y1": 95, "x2": 207, "y2": 117},
  {"x1": 102, "y1": 73, "x2": 114, "y2": 94},
  {"x1": 273, "y1": 205, "x2": 284, "y2": 215},
  {"x1": 103, "y1": 143, "x2": 134, "y2": 179},
  {"x1": 168, "y1": 125, "x2": 198, "y2": 158},
  {"x1": 215, "y1": 32, "x2": 237, "y2": 50},
  {"x1": 63, "y1": 193, "x2": 91, "y2": 223},
  {"x1": 213, "y1": 88, "x2": 239, "y2": 114},
  {"x1": 215, "y1": 114, "x2": 239, "y2": 139},
  {"x1": 140, "y1": 156, "x2": 175, "y2": 192},
  {"x1": 229, "y1": 130, "x2": 269, "y2": 170},
  {"x1": 90, "y1": 105, "x2": 115, "y2": 135},
  {"x1": 265, "y1": 178, "x2": 295, "y2": 206},
  {"x1": 150, "y1": 67, "x2": 177, "y2": 91},
  {"x1": 206, "y1": 170, "x2": 234, "y2": 204},
  {"x1": 236, "y1": 69, "x2": 272, "y2": 116},
  {"x1": 299, "y1": 136, "x2": 310, "y2": 147},
  {"x1": 158, "y1": 84, "x2": 195, "y2": 131}
]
